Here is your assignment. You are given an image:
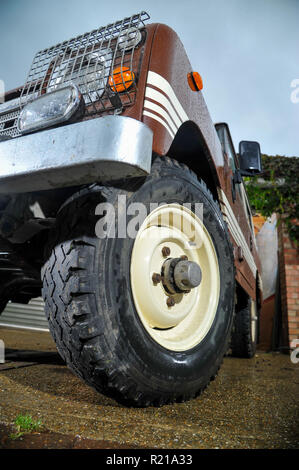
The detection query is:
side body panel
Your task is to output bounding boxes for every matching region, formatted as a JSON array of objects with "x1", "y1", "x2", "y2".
[{"x1": 140, "y1": 24, "x2": 261, "y2": 300}]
